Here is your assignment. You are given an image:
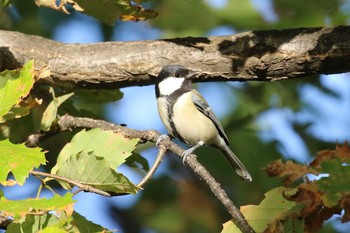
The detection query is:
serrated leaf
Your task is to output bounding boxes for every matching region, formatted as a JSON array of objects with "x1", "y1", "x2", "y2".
[
  {"x1": 315, "y1": 158, "x2": 350, "y2": 208},
  {"x1": 0, "y1": 139, "x2": 46, "y2": 185},
  {"x1": 52, "y1": 128, "x2": 138, "y2": 174},
  {"x1": 70, "y1": 211, "x2": 112, "y2": 233},
  {"x1": 0, "y1": 60, "x2": 35, "y2": 118},
  {"x1": 222, "y1": 187, "x2": 296, "y2": 233},
  {"x1": 41, "y1": 88, "x2": 74, "y2": 131},
  {"x1": 0, "y1": 193, "x2": 75, "y2": 219},
  {"x1": 265, "y1": 159, "x2": 316, "y2": 185},
  {"x1": 7, "y1": 211, "x2": 111, "y2": 233},
  {"x1": 317, "y1": 158, "x2": 350, "y2": 193},
  {"x1": 7, "y1": 214, "x2": 66, "y2": 233},
  {"x1": 35, "y1": 0, "x2": 157, "y2": 25},
  {"x1": 55, "y1": 150, "x2": 138, "y2": 194}
]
